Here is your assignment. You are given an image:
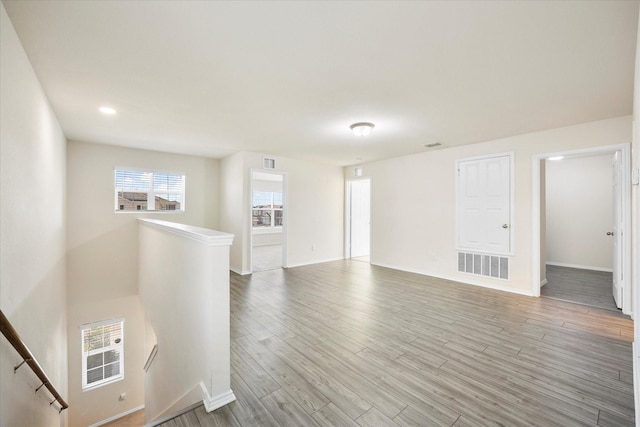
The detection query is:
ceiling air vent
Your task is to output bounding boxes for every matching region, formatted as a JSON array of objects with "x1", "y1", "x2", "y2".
[{"x1": 263, "y1": 157, "x2": 276, "y2": 170}]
